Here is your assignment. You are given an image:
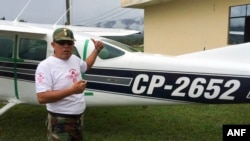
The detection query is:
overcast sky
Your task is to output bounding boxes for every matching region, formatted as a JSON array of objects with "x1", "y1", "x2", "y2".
[{"x1": 0, "y1": 0, "x2": 143, "y2": 26}]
